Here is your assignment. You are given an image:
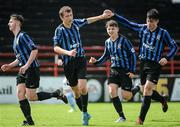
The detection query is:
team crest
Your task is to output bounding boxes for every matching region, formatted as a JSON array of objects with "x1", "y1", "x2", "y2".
[
  {"x1": 157, "y1": 35, "x2": 161, "y2": 40},
  {"x1": 117, "y1": 44, "x2": 122, "y2": 49},
  {"x1": 131, "y1": 48, "x2": 135, "y2": 53}
]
